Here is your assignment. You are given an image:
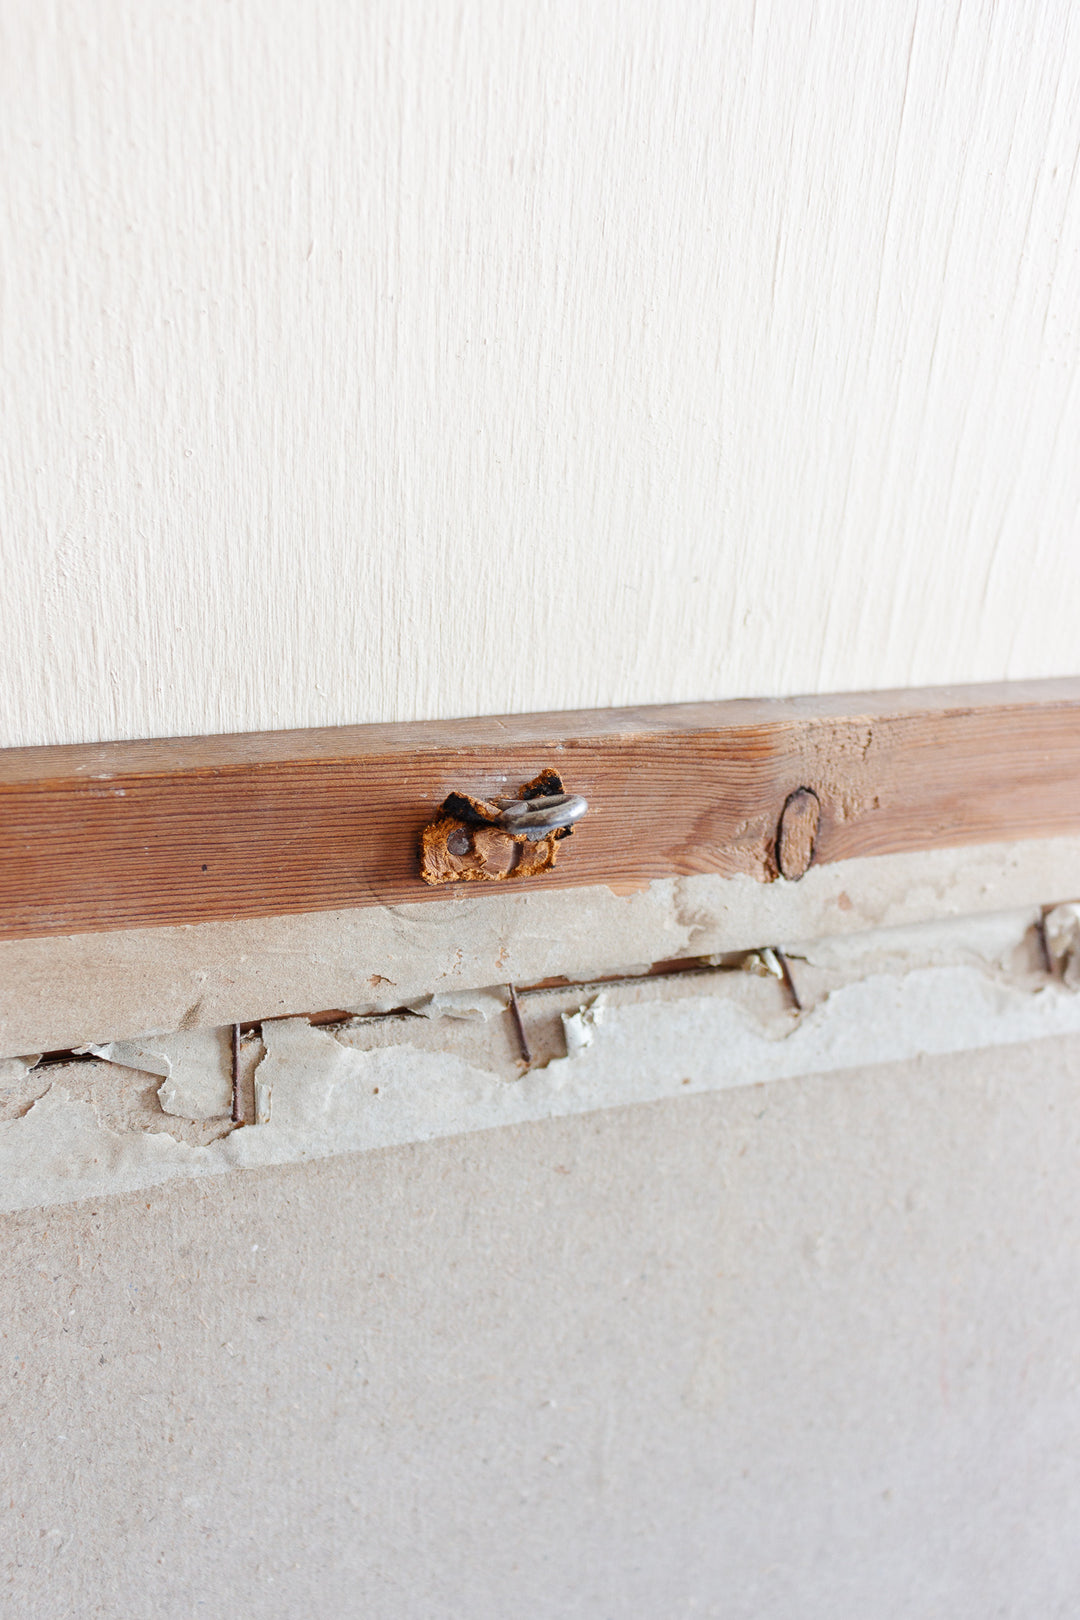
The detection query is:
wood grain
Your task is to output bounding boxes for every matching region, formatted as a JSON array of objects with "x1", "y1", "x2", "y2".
[{"x1": 1, "y1": 679, "x2": 1079, "y2": 941}]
